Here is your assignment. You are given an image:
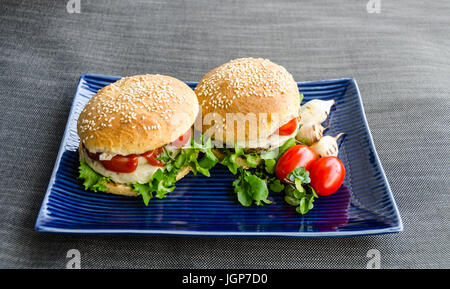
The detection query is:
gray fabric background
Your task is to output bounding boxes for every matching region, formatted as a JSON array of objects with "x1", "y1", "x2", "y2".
[{"x1": 0, "y1": 0, "x2": 449, "y2": 269}]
